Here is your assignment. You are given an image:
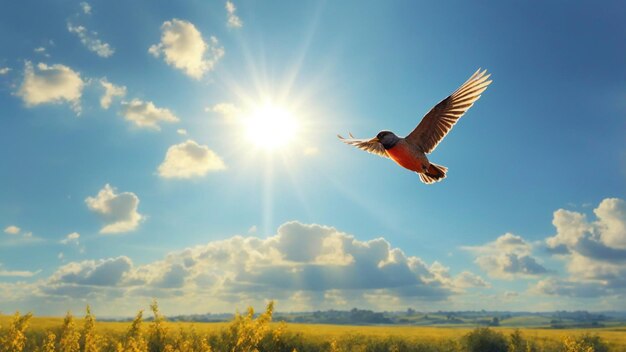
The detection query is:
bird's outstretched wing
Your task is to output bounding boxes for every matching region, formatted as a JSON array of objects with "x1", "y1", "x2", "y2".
[
  {"x1": 405, "y1": 69, "x2": 492, "y2": 154},
  {"x1": 337, "y1": 134, "x2": 389, "y2": 158}
]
